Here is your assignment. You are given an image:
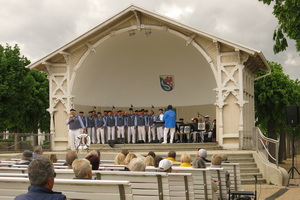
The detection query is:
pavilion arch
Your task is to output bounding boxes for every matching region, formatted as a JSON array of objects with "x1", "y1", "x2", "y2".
[
  {"x1": 27, "y1": 5, "x2": 270, "y2": 150},
  {"x1": 71, "y1": 25, "x2": 217, "y2": 90}
]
